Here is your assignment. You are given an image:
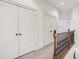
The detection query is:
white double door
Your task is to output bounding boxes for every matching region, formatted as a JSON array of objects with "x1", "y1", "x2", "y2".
[{"x1": 0, "y1": 1, "x2": 36, "y2": 59}]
